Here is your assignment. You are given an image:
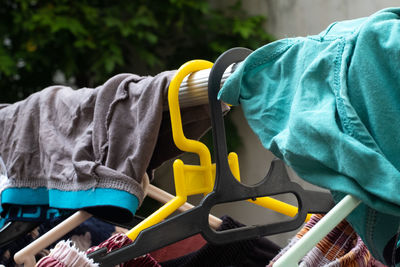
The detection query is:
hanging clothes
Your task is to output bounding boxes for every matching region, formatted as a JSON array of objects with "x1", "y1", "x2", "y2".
[
  {"x1": 36, "y1": 240, "x2": 98, "y2": 267},
  {"x1": 0, "y1": 71, "x2": 214, "y2": 224},
  {"x1": 0, "y1": 216, "x2": 116, "y2": 266},
  {"x1": 85, "y1": 233, "x2": 160, "y2": 267},
  {"x1": 267, "y1": 214, "x2": 386, "y2": 267},
  {"x1": 36, "y1": 238, "x2": 160, "y2": 267},
  {"x1": 218, "y1": 7, "x2": 400, "y2": 265}
]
